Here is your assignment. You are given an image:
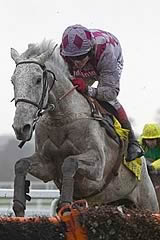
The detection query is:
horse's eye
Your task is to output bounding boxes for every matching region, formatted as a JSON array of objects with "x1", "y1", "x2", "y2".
[{"x1": 36, "y1": 77, "x2": 41, "y2": 84}]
